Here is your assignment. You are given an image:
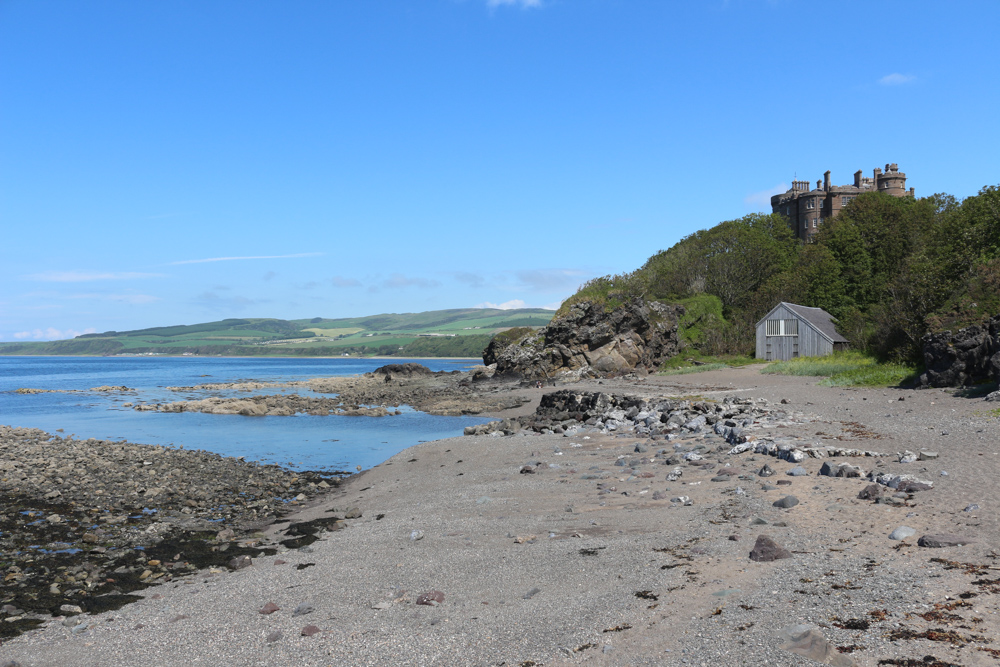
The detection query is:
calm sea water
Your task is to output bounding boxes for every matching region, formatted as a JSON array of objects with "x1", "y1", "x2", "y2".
[{"x1": 0, "y1": 356, "x2": 490, "y2": 472}]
